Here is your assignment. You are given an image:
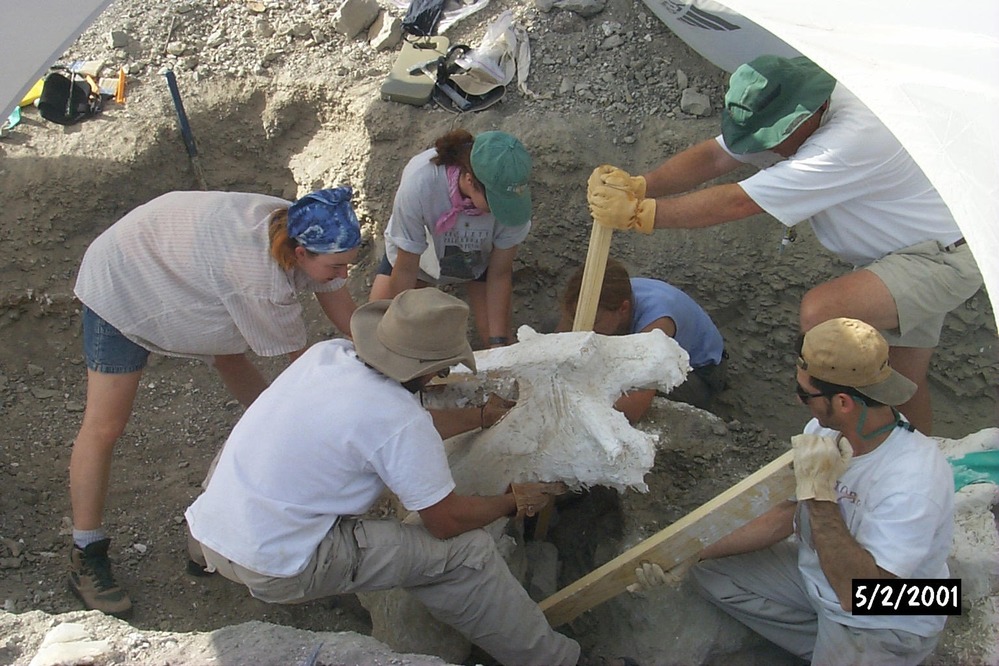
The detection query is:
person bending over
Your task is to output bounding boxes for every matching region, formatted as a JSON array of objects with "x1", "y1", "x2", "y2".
[
  {"x1": 588, "y1": 55, "x2": 981, "y2": 435},
  {"x1": 69, "y1": 187, "x2": 362, "y2": 617},
  {"x1": 370, "y1": 128, "x2": 532, "y2": 349},
  {"x1": 558, "y1": 258, "x2": 727, "y2": 421}
]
